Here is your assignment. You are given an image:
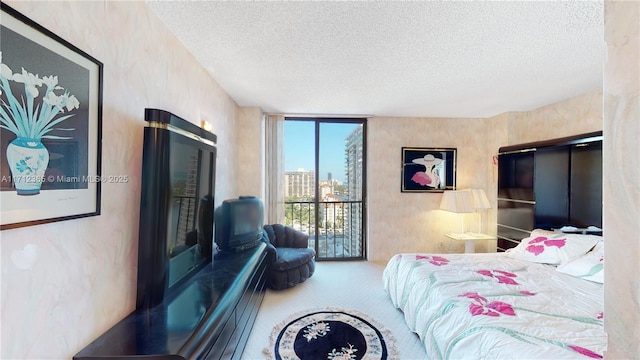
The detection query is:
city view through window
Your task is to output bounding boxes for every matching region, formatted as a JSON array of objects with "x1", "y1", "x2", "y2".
[{"x1": 284, "y1": 119, "x2": 365, "y2": 259}]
